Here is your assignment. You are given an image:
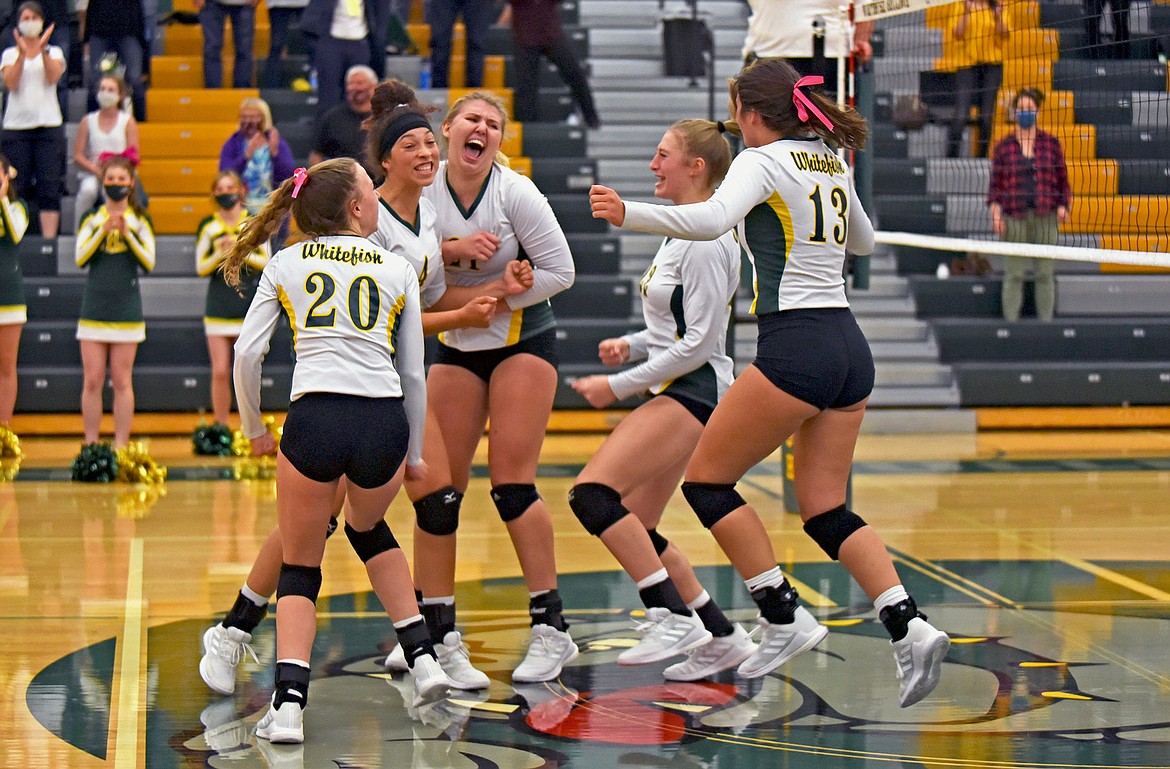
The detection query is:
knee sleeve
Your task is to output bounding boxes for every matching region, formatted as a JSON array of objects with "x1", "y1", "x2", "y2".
[
  {"x1": 646, "y1": 528, "x2": 670, "y2": 556},
  {"x1": 277, "y1": 563, "x2": 322, "y2": 603},
  {"x1": 414, "y1": 486, "x2": 462, "y2": 536},
  {"x1": 802, "y1": 504, "x2": 867, "y2": 560},
  {"x1": 681, "y1": 482, "x2": 747, "y2": 529},
  {"x1": 344, "y1": 520, "x2": 400, "y2": 563},
  {"x1": 568, "y1": 482, "x2": 629, "y2": 536},
  {"x1": 491, "y1": 483, "x2": 540, "y2": 522}
]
